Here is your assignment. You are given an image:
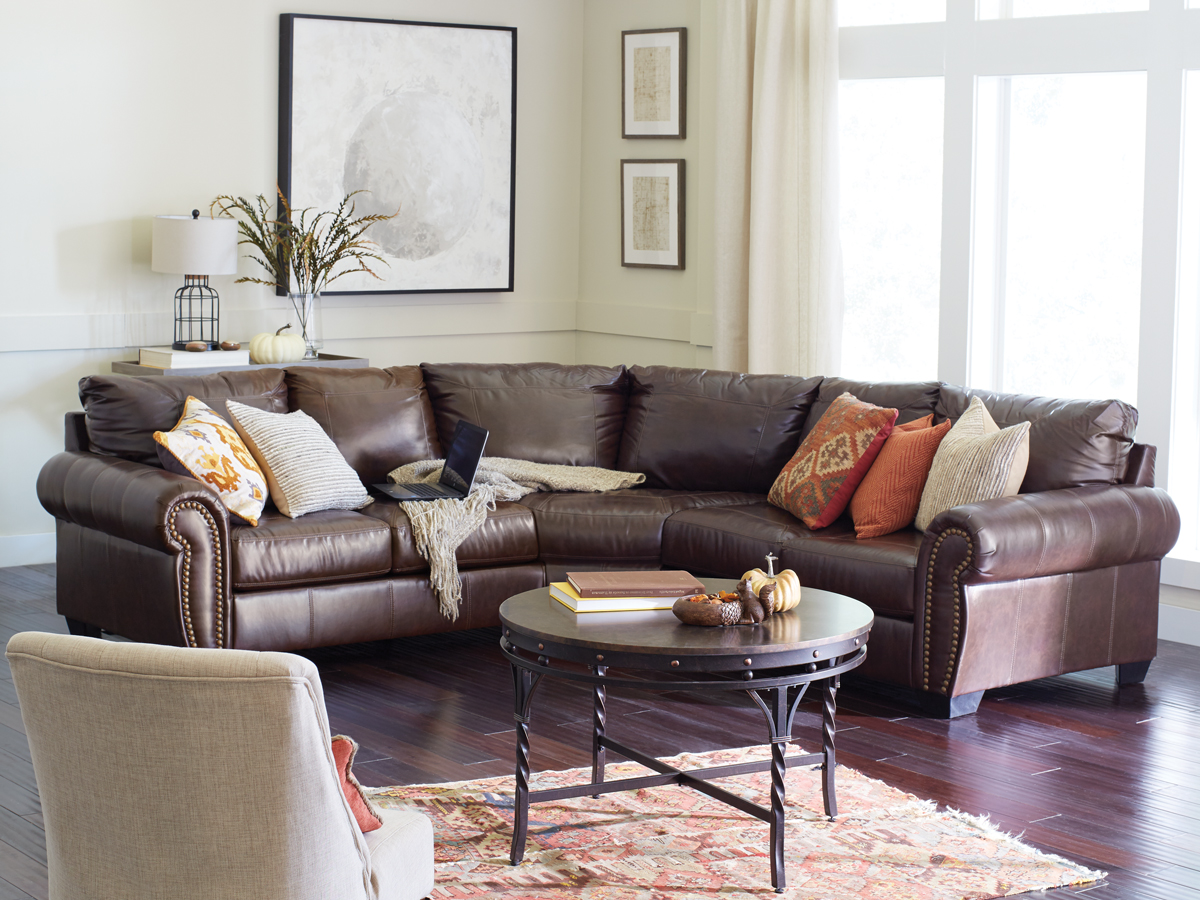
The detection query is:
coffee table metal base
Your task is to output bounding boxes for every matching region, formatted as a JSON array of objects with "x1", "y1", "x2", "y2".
[{"x1": 502, "y1": 642, "x2": 867, "y2": 893}]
